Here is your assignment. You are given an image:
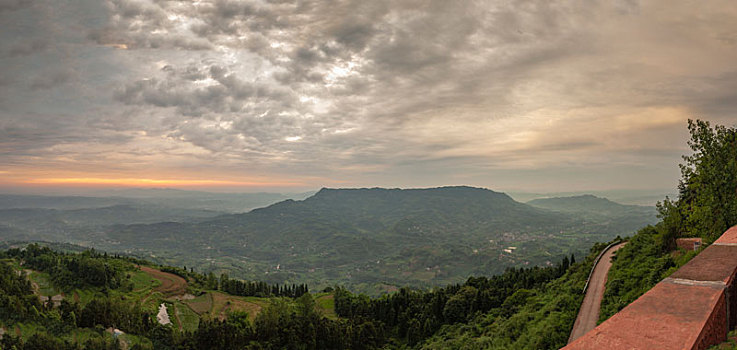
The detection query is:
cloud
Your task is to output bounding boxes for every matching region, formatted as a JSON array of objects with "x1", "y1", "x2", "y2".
[
  {"x1": 8, "y1": 39, "x2": 48, "y2": 57},
  {"x1": 0, "y1": 0, "x2": 30, "y2": 12},
  {"x1": 29, "y1": 68, "x2": 75, "y2": 90},
  {"x1": 1, "y1": 0, "x2": 737, "y2": 191}
]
